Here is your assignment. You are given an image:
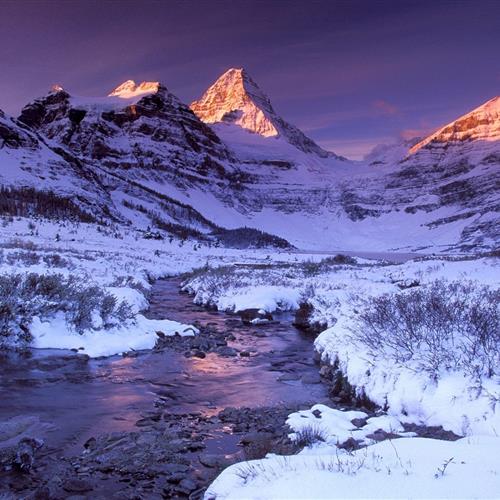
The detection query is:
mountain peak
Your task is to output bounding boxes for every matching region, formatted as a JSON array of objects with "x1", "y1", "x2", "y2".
[
  {"x1": 109, "y1": 80, "x2": 161, "y2": 99},
  {"x1": 190, "y1": 67, "x2": 278, "y2": 137},
  {"x1": 50, "y1": 84, "x2": 65, "y2": 93},
  {"x1": 410, "y1": 96, "x2": 500, "y2": 154},
  {"x1": 191, "y1": 68, "x2": 338, "y2": 159}
]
